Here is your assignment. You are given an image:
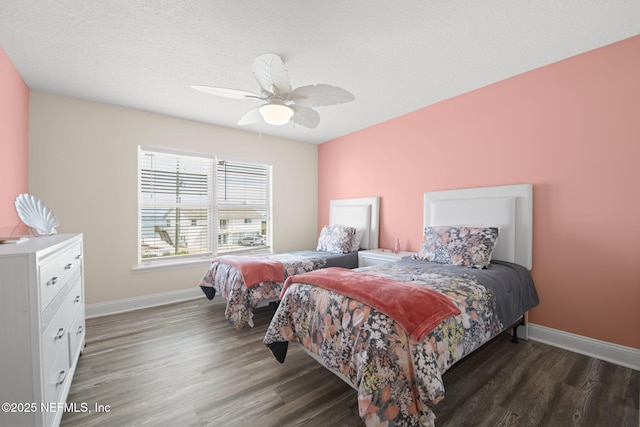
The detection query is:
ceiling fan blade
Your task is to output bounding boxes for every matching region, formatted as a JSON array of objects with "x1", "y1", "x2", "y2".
[
  {"x1": 191, "y1": 85, "x2": 263, "y2": 100},
  {"x1": 252, "y1": 53, "x2": 291, "y2": 97},
  {"x1": 291, "y1": 105, "x2": 320, "y2": 128},
  {"x1": 237, "y1": 107, "x2": 261, "y2": 125},
  {"x1": 291, "y1": 84, "x2": 355, "y2": 107}
]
